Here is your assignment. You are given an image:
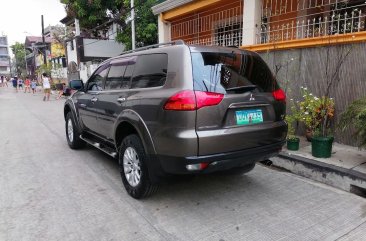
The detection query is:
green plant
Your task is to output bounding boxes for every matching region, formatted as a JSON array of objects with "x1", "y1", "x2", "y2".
[
  {"x1": 299, "y1": 86, "x2": 334, "y2": 137},
  {"x1": 285, "y1": 98, "x2": 301, "y2": 140},
  {"x1": 339, "y1": 96, "x2": 366, "y2": 148}
]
